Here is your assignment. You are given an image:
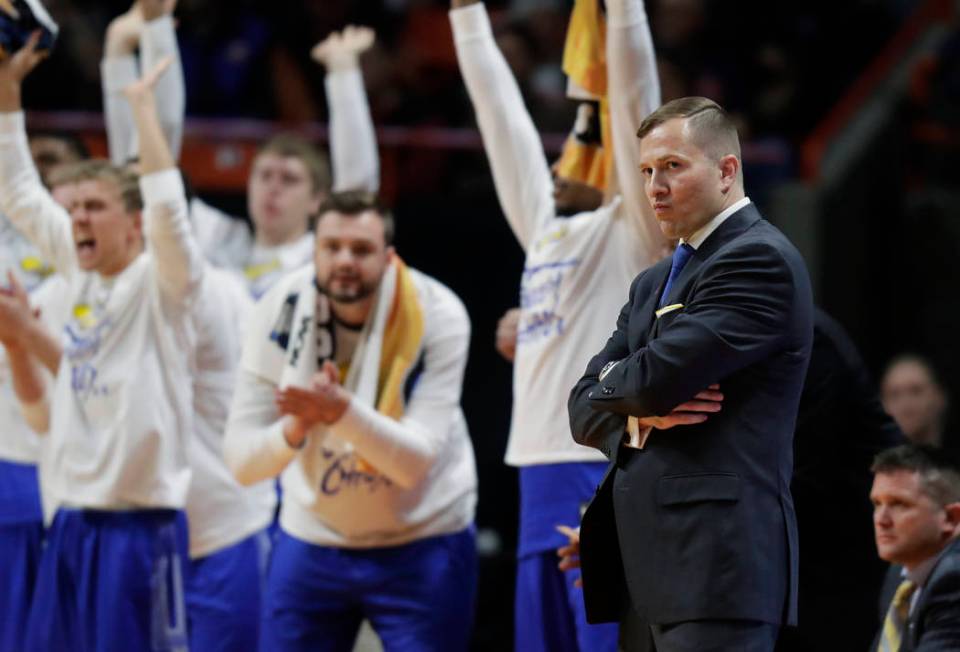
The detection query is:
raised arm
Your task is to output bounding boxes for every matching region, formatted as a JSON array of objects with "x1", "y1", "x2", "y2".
[
  {"x1": 312, "y1": 26, "x2": 379, "y2": 193},
  {"x1": 102, "y1": 1, "x2": 182, "y2": 165},
  {"x1": 139, "y1": 0, "x2": 184, "y2": 161},
  {"x1": 102, "y1": 4, "x2": 142, "y2": 165},
  {"x1": 126, "y1": 59, "x2": 203, "y2": 306},
  {"x1": 451, "y1": 1, "x2": 554, "y2": 250},
  {"x1": 606, "y1": 0, "x2": 664, "y2": 259},
  {"x1": 0, "y1": 34, "x2": 77, "y2": 274}
]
